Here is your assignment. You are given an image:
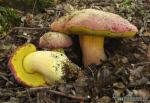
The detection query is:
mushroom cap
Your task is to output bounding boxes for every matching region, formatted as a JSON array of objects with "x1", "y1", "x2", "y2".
[
  {"x1": 51, "y1": 9, "x2": 138, "y2": 37},
  {"x1": 8, "y1": 44, "x2": 47, "y2": 87},
  {"x1": 39, "y1": 32, "x2": 72, "y2": 49}
]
